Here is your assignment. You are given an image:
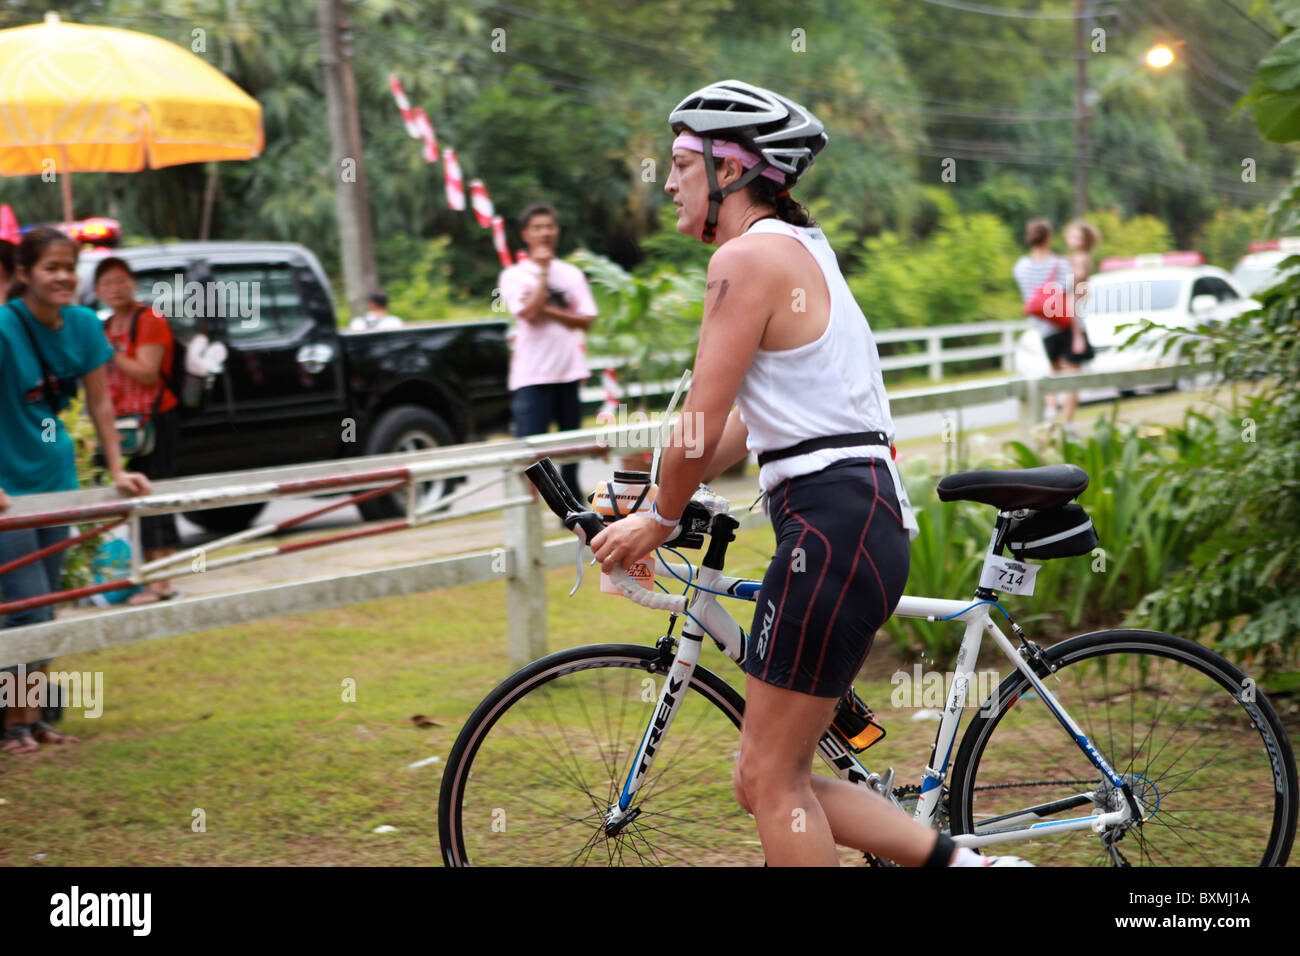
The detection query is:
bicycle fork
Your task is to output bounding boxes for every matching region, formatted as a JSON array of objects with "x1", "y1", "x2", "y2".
[{"x1": 604, "y1": 629, "x2": 706, "y2": 836}]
